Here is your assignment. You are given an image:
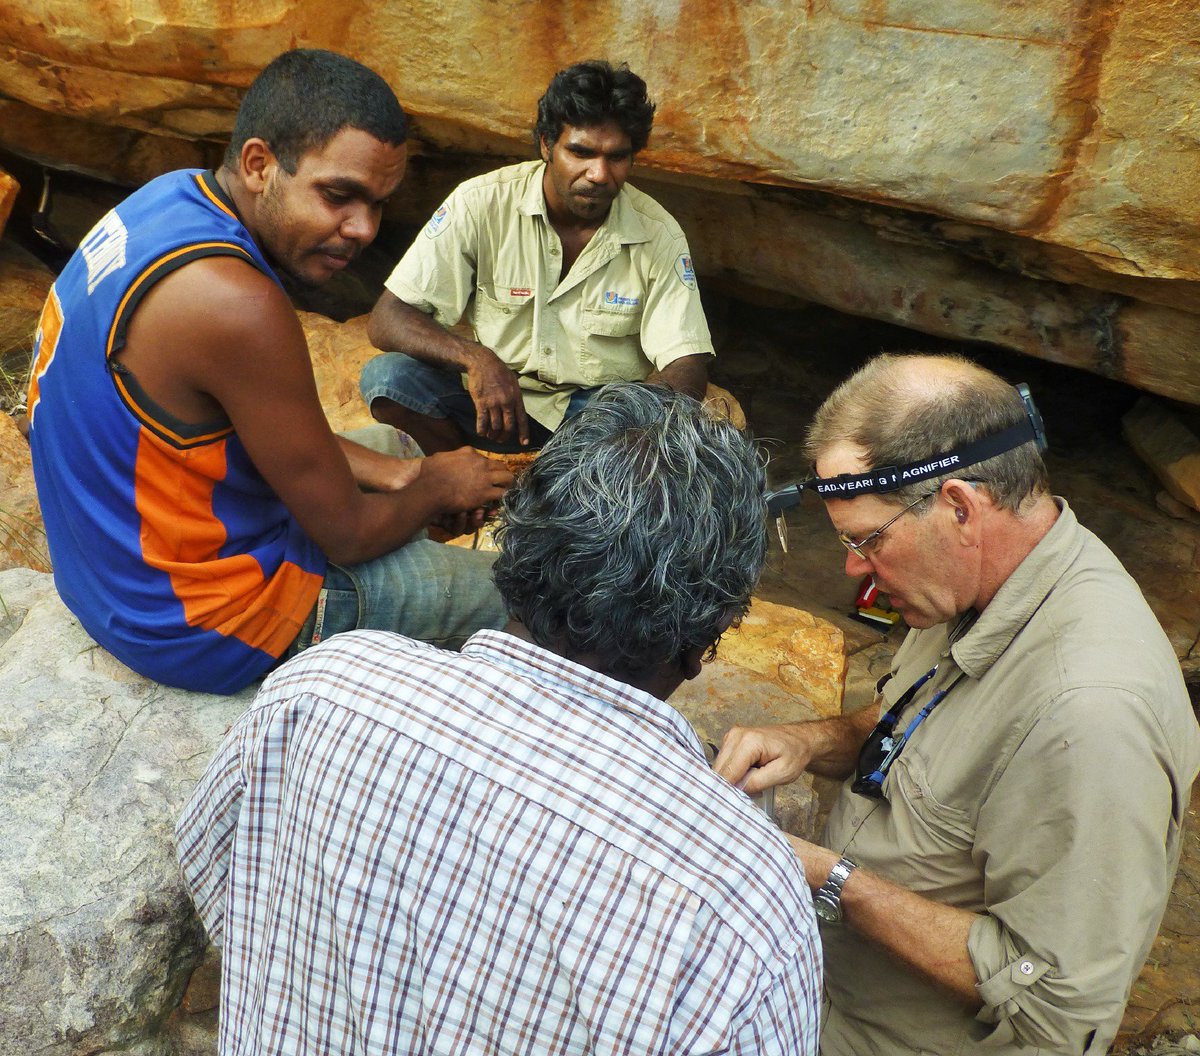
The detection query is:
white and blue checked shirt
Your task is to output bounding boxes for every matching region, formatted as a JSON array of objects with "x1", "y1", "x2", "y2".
[{"x1": 177, "y1": 629, "x2": 822, "y2": 1055}]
